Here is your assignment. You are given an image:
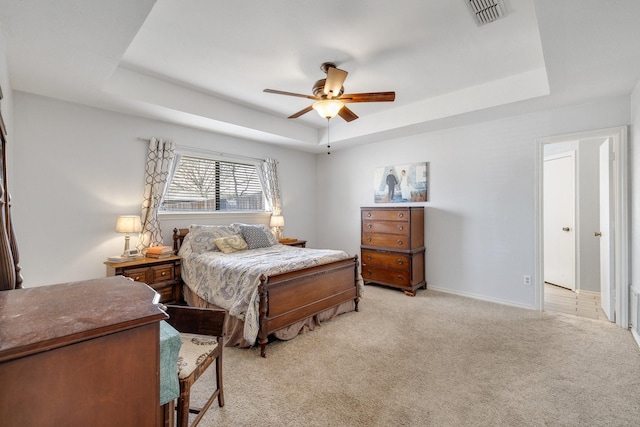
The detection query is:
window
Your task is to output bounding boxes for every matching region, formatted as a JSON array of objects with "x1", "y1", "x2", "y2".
[{"x1": 160, "y1": 154, "x2": 265, "y2": 213}]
